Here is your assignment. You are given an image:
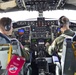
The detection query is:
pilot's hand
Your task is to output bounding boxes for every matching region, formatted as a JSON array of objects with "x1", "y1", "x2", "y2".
[
  {"x1": 48, "y1": 46, "x2": 52, "y2": 55},
  {"x1": 45, "y1": 42, "x2": 50, "y2": 47}
]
